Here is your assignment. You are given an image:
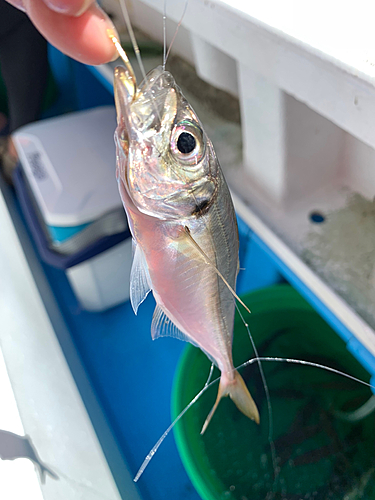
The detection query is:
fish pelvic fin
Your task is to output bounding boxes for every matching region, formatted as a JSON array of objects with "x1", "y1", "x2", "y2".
[{"x1": 200, "y1": 370, "x2": 259, "y2": 435}]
